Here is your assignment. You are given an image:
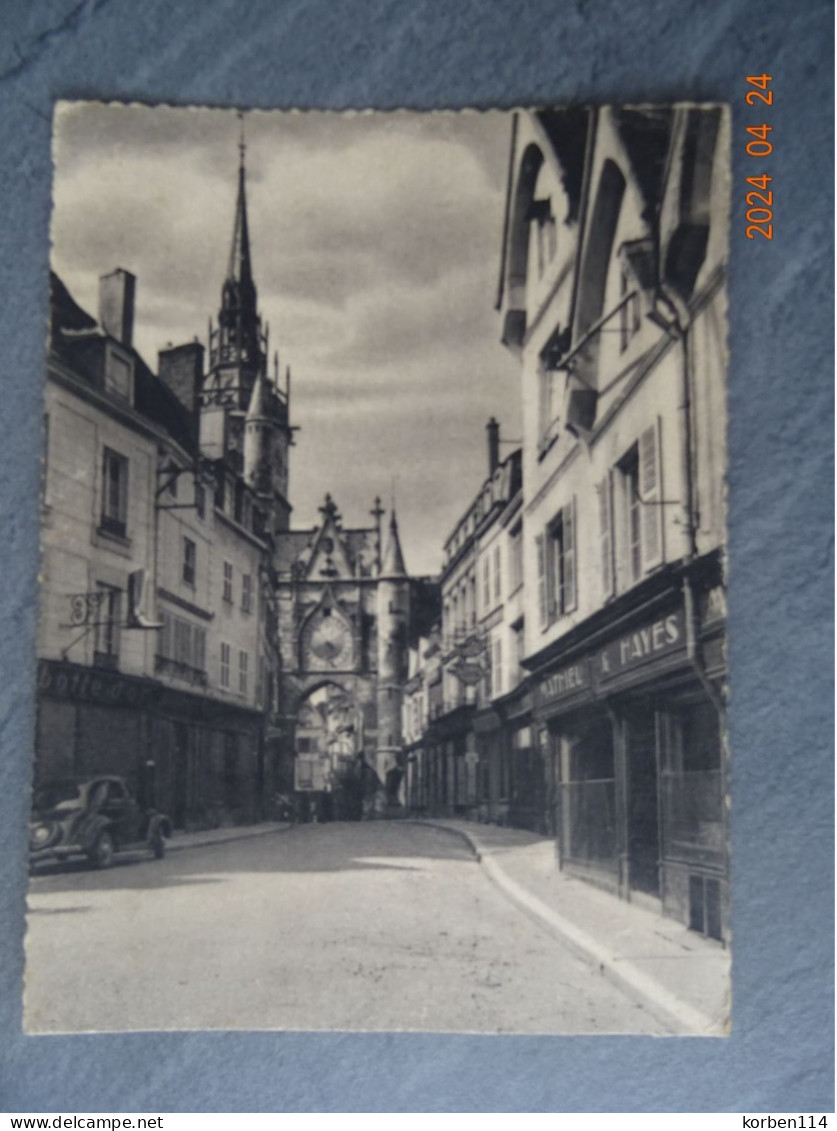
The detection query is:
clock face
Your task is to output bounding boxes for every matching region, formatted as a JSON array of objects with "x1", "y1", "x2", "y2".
[{"x1": 307, "y1": 613, "x2": 353, "y2": 670}]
